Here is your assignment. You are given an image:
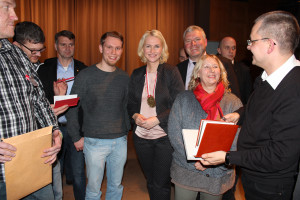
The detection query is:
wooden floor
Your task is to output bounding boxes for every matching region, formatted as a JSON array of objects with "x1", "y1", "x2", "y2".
[{"x1": 62, "y1": 132, "x2": 246, "y2": 200}]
